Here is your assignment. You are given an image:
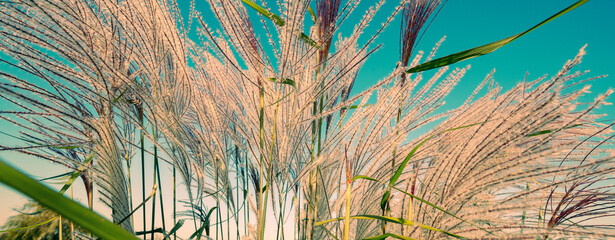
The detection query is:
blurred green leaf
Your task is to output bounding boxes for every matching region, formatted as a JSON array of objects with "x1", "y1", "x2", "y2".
[
  {"x1": 308, "y1": 6, "x2": 316, "y2": 23},
  {"x1": 0, "y1": 216, "x2": 56, "y2": 234},
  {"x1": 0, "y1": 157, "x2": 138, "y2": 240}
]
